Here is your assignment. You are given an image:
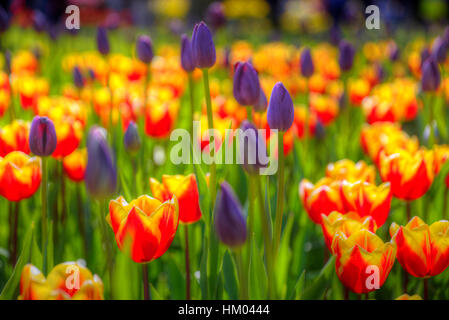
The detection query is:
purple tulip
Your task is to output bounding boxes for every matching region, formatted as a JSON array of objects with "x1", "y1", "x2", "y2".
[
  {"x1": 254, "y1": 87, "x2": 267, "y2": 112},
  {"x1": 421, "y1": 56, "x2": 441, "y2": 92},
  {"x1": 329, "y1": 25, "x2": 341, "y2": 46},
  {"x1": 73, "y1": 66, "x2": 84, "y2": 89},
  {"x1": 432, "y1": 37, "x2": 448, "y2": 64},
  {"x1": 214, "y1": 181, "x2": 247, "y2": 247},
  {"x1": 338, "y1": 40, "x2": 355, "y2": 72},
  {"x1": 300, "y1": 47, "x2": 314, "y2": 78},
  {"x1": 206, "y1": 2, "x2": 227, "y2": 30},
  {"x1": 32, "y1": 10, "x2": 48, "y2": 33},
  {"x1": 124, "y1": 121, "x2": 141, "y2": 153},
  {"x1": 96, "y1": 27, "x2": 110, "y2": 55},
  {"x1": 0, "y1": 7, "x2": 10, "y2": 33},
  {"x1": 191, "y1": 21, "x2": 216, "y2": 69},
  {"x1": 421, "y1": 47, "x2": 431, "y2": 68},
  {"x1": 180, "y1": 34, "x2": 195, "y2": 72},
  {"x1": 4, "y1": 50, "x2": 11, "y2": 74},
  {"x1": 29, "y1": 116, "x2": 57, "y2": 157},
  {"x1": 136, "y1": 35, "x2": 153, "y2": 64},
  {"x1": 239, "y1": 121, "x2": 268, "y2": 174},
  {"x1": 233, "y1": 62, "x2": 260, "y2": 106},
  {"x1": 267, "y1": 82, "x2": 294, "y2": 131},
  {"x1": 389, "y1": 42, "x2": 399, "y2": 61},
  {"x1": 85, "y1": 126, "x2": 117, "y2": 199}
]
